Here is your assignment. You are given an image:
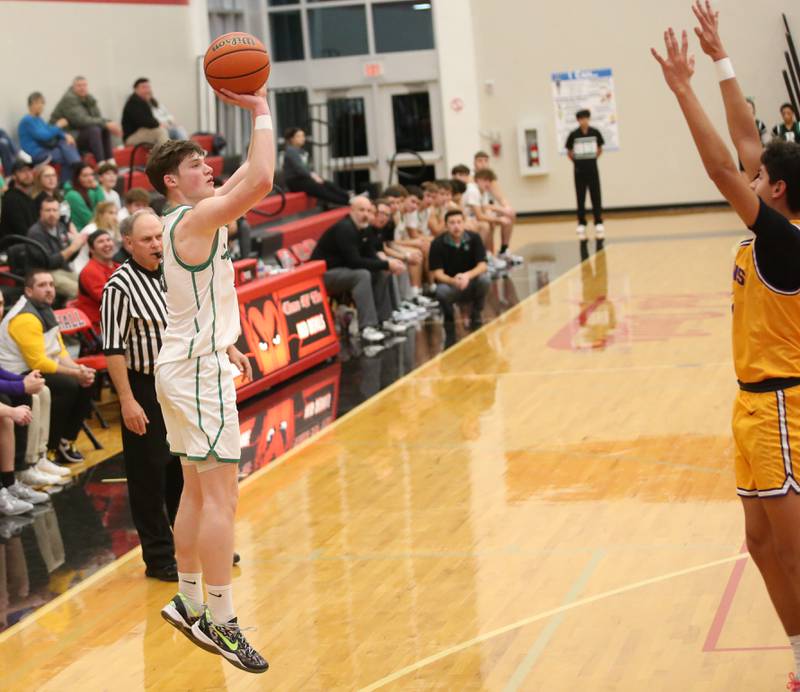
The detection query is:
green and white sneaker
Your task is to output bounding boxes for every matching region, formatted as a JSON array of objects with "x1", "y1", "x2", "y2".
[
  {"x1": 161, "y1": 594, "x2": 217, "y2": 654},
  {"x1": 190, "y1": 609, "x2": 269, "y2": 674}
]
